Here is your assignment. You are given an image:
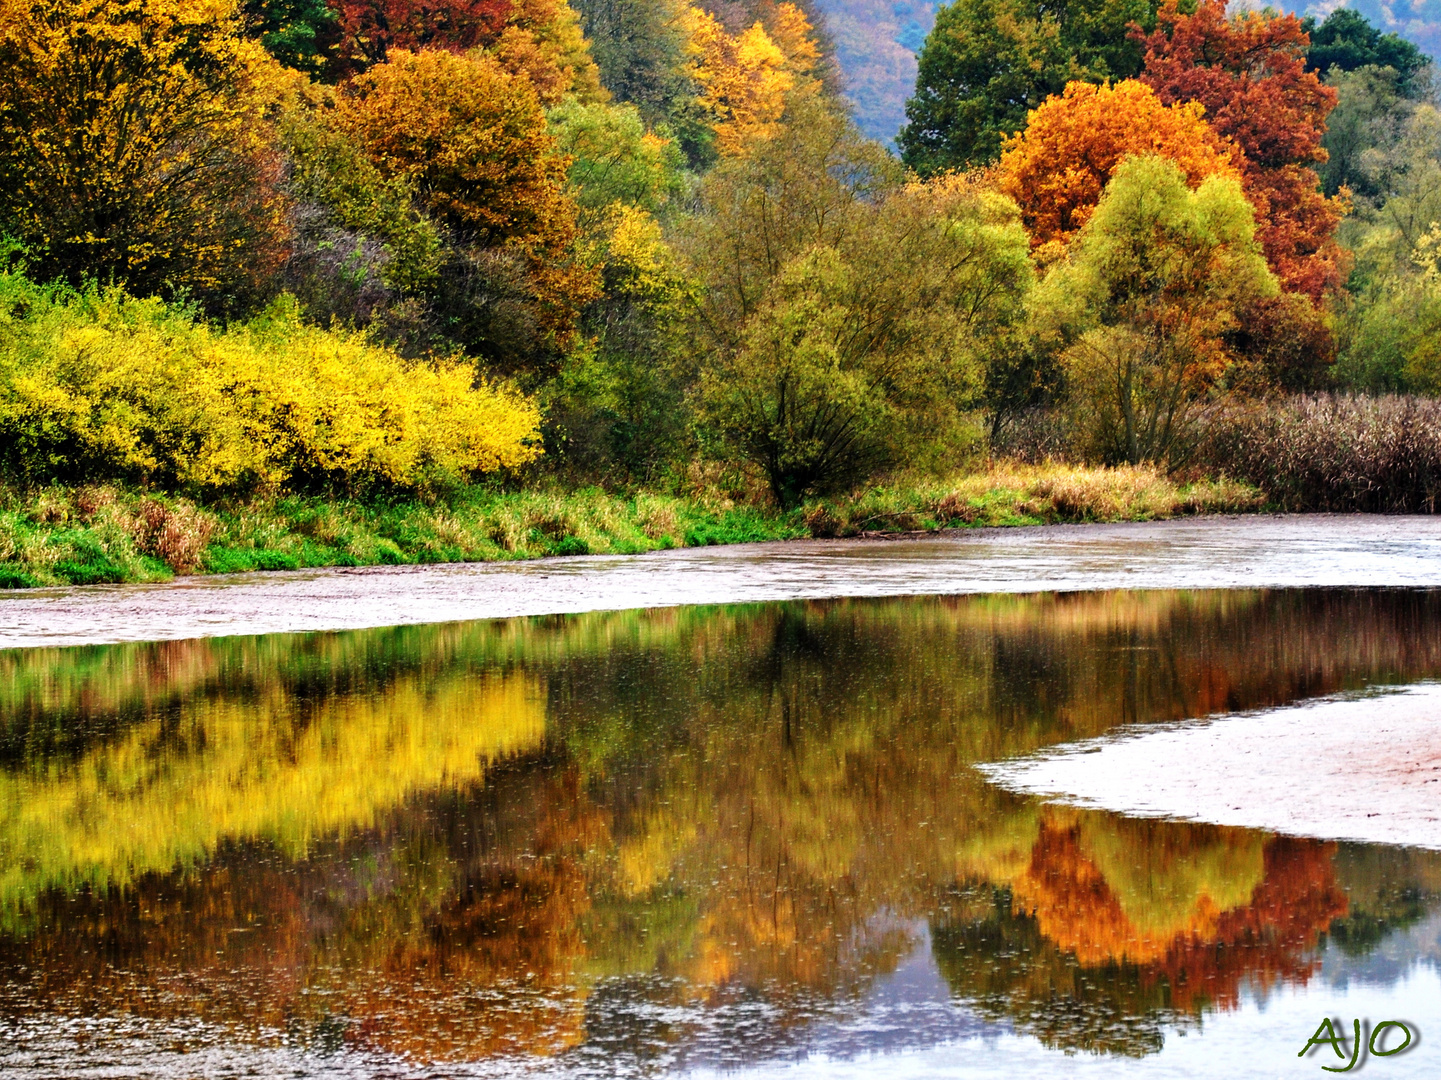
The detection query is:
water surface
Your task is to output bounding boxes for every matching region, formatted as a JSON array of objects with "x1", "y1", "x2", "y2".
[{"x1": 2, "y1": 589, "x2": 1440, "y2": 1077}]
